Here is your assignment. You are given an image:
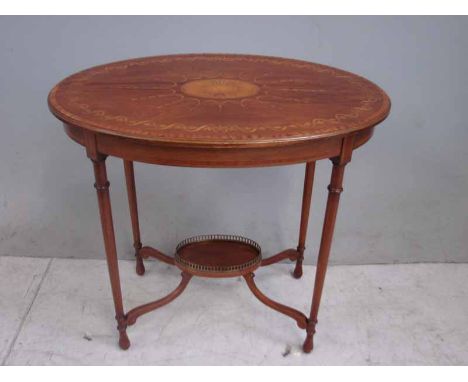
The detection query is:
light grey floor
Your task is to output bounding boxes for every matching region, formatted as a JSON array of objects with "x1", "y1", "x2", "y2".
[{"x1": 1, "y1": 256, "x2": 467, "y2": 365}]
